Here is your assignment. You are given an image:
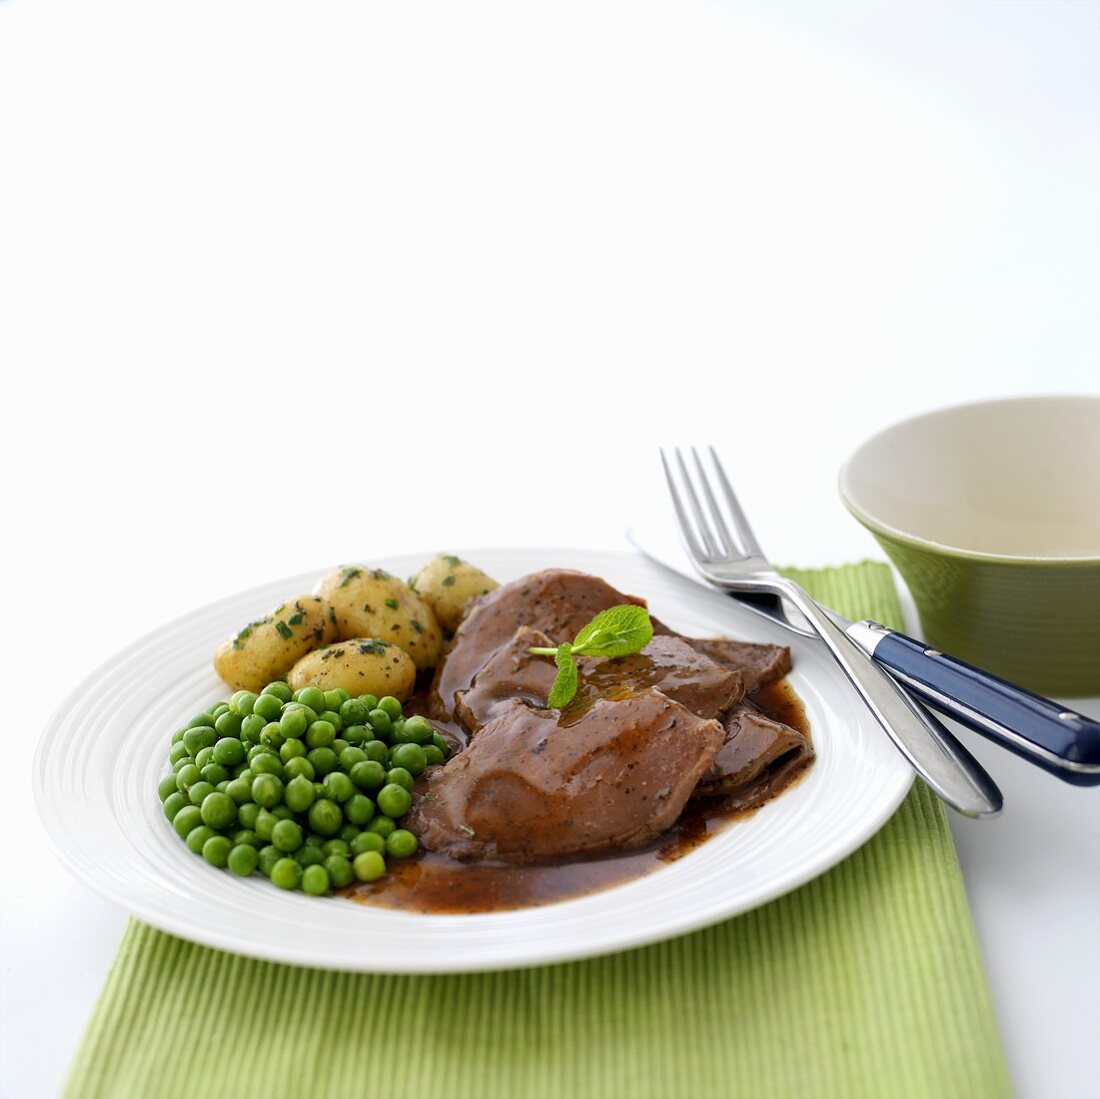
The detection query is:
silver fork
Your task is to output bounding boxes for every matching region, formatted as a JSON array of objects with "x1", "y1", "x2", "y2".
[{"x1": 661, "y1": 446, "x2": 1002, "y2": 819}]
